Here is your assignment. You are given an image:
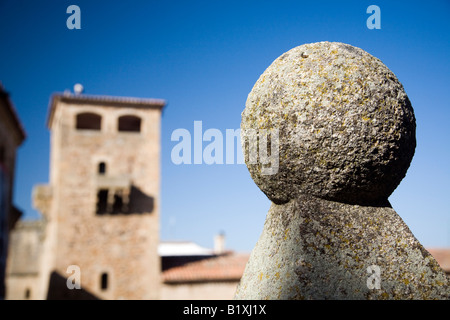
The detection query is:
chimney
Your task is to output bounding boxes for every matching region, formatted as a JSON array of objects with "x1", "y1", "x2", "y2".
[{"x1": 214, "y1": 232, "x2": 226, "y2": 255}]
